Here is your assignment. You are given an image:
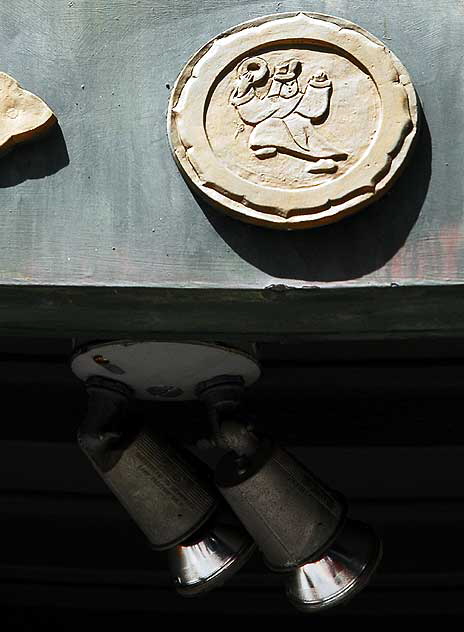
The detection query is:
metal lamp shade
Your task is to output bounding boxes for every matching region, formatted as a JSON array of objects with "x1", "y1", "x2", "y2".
[
  {"x1": 169, "y1": 519, "x2": 256, "y2": 596},
  {"x1": 286, "y1": 520, "x2": 382, "y2": 612}
]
